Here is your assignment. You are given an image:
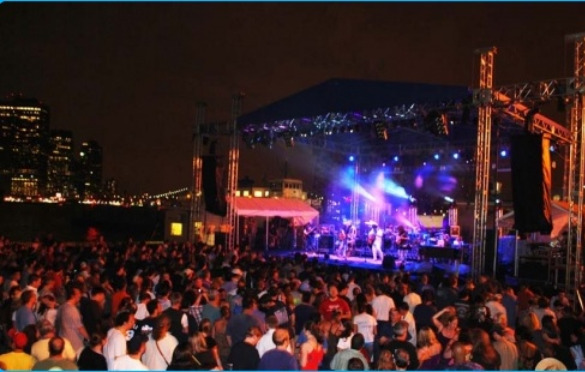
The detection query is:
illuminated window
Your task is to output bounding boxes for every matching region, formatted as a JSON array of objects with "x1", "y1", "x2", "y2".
[{"x1": 170, "y1": 223, "x2": 183, "y2": 236}]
